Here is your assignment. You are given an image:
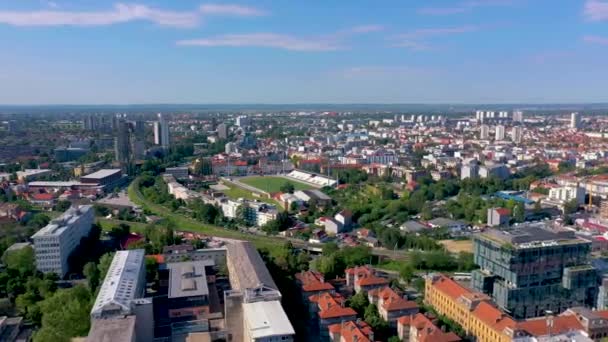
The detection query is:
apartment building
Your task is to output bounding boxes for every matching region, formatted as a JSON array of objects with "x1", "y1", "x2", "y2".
[{"x1": 31, "y1": 205, "x2": 94, "y2": 277}]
